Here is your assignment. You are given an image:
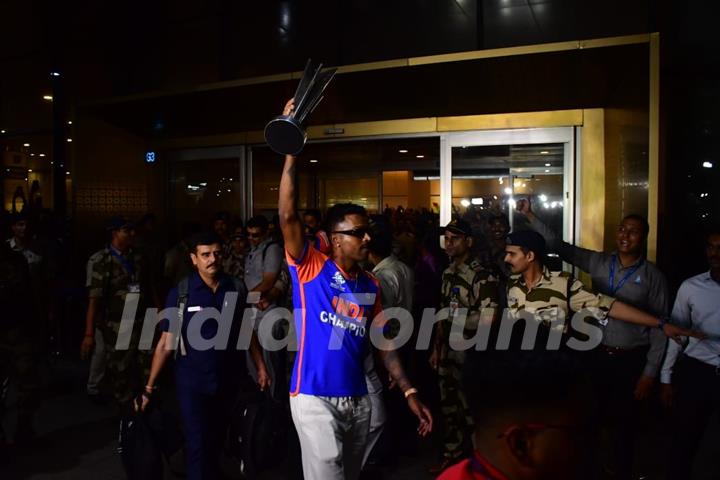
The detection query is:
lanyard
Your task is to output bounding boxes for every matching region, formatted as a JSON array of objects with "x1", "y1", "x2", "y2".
[
  {"x1": 109, "y1": 247, "x2": 135, "y2": 278},
  {"x1": 608, "y1": 255, "x2": 642, "y2": 296}
]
